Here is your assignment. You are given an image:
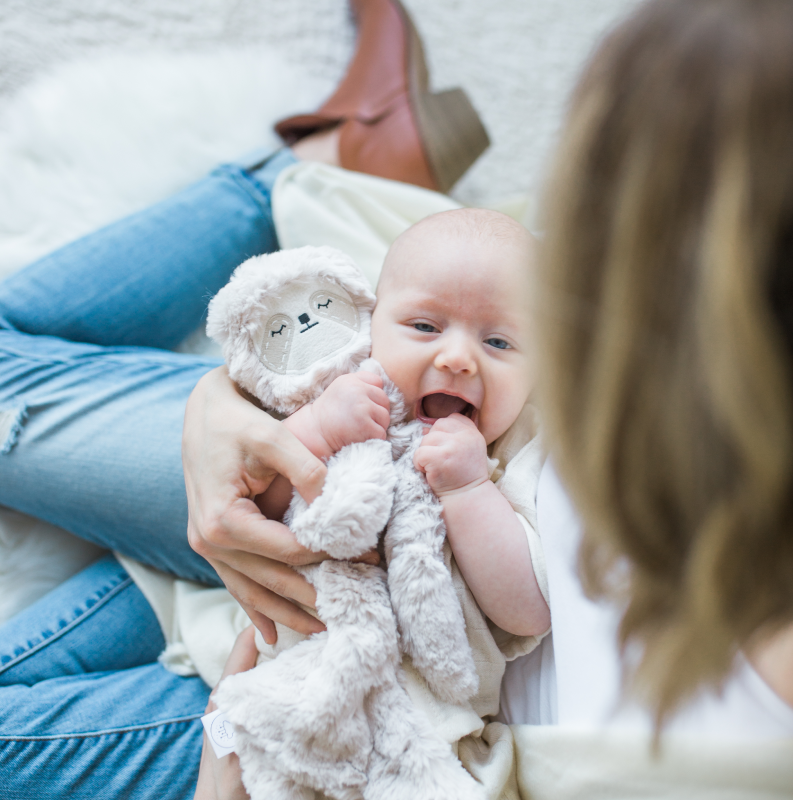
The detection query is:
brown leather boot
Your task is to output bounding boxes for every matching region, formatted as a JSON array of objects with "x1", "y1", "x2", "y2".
[{"x1": 275, "y1": 0, "x2": 490, "y2": 193}]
